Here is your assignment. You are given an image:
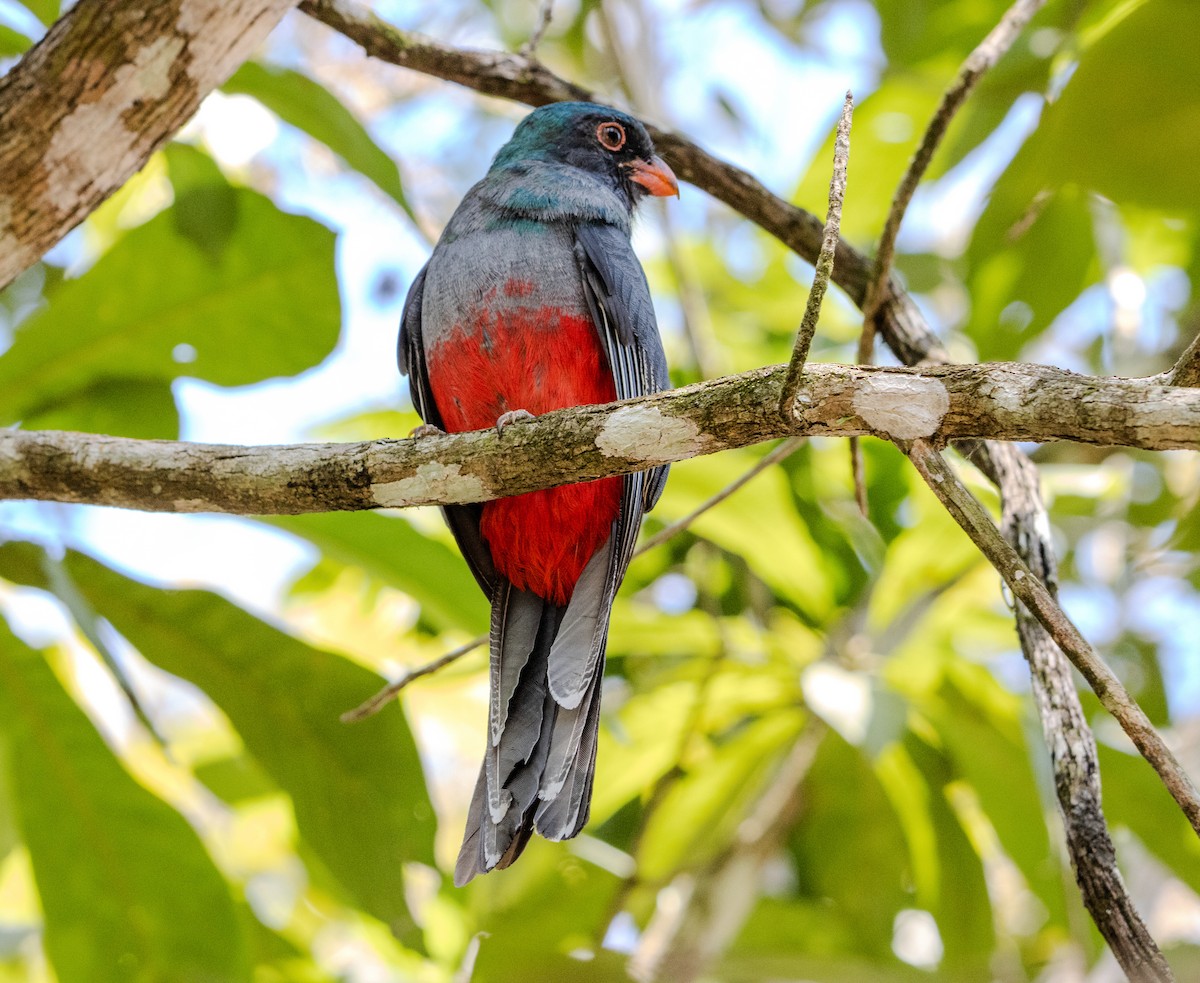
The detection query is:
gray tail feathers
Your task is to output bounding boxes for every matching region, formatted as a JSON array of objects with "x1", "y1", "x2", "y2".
[{"x1": 454, "y1": 544, "x2": 615, "y2": 887}]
